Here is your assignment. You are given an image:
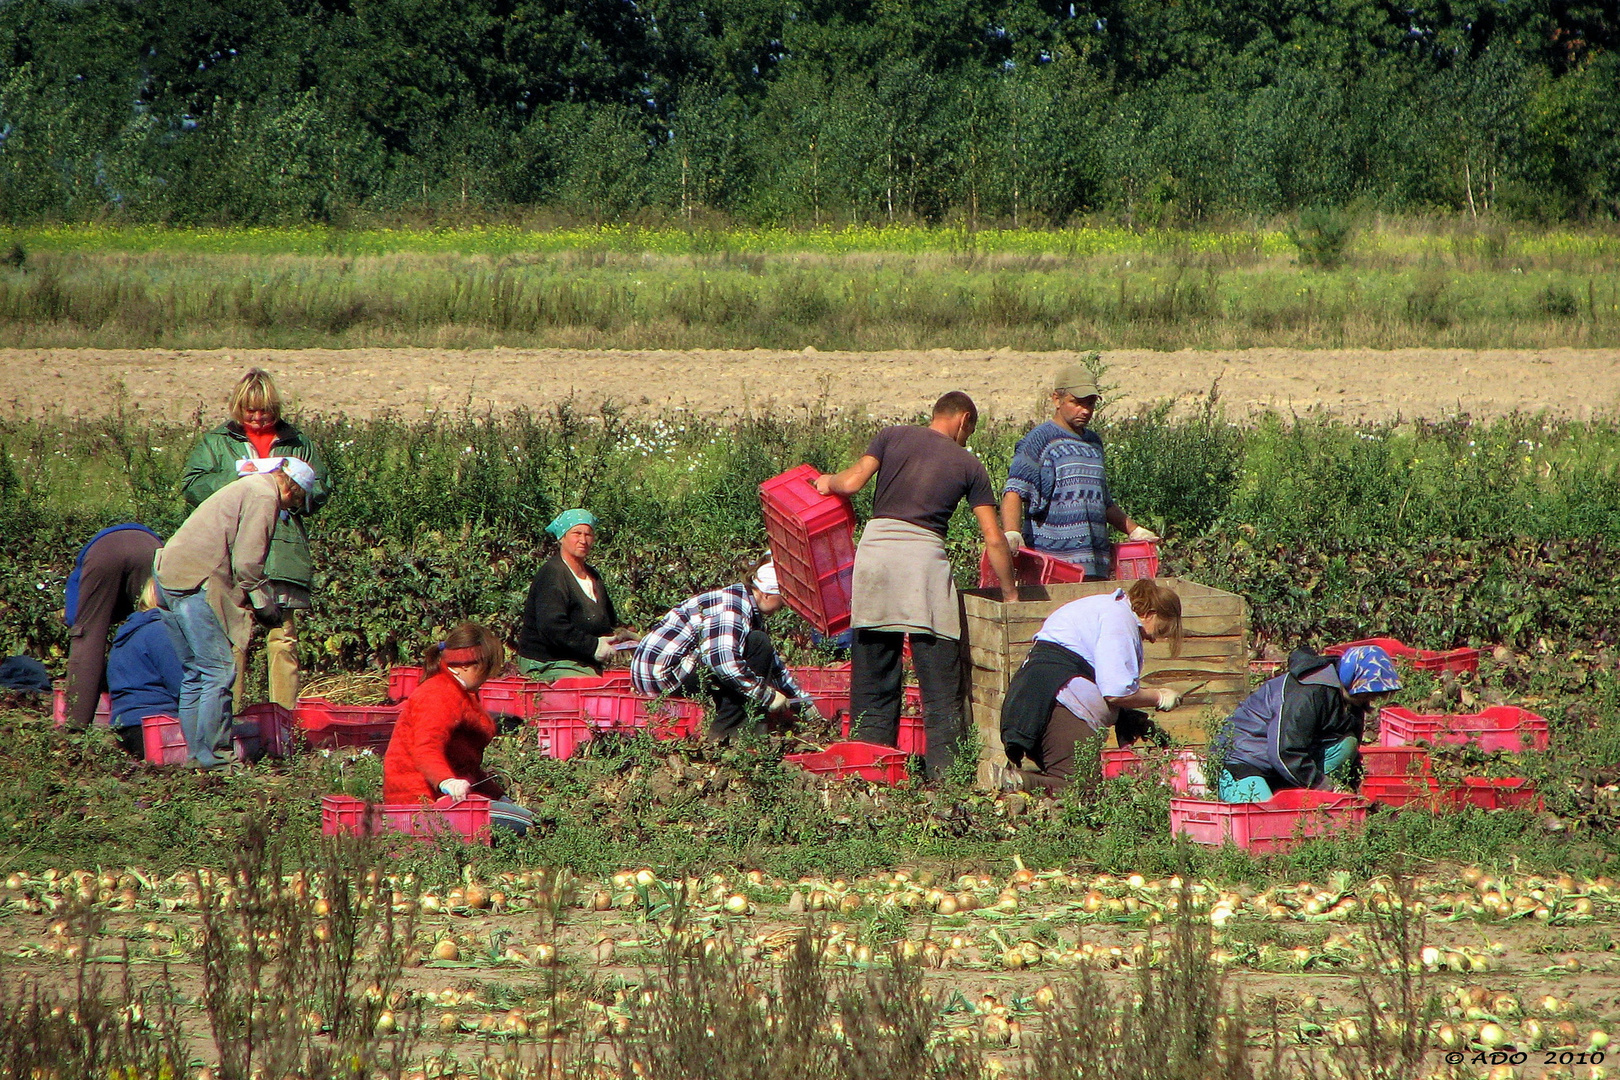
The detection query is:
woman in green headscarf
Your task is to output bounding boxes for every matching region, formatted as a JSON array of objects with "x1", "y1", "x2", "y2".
[{"x1": 515, "y1": 510, "x2": 637, "y2": 680}]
